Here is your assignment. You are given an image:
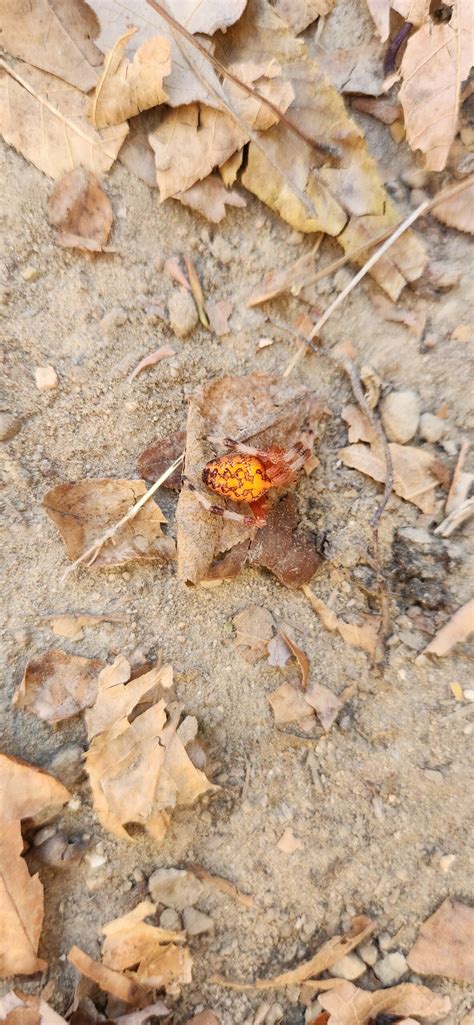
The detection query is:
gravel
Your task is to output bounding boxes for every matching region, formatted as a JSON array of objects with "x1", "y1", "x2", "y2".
[{"x1": 380, "y1": 390, "x2": 420, "y2": 443}]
